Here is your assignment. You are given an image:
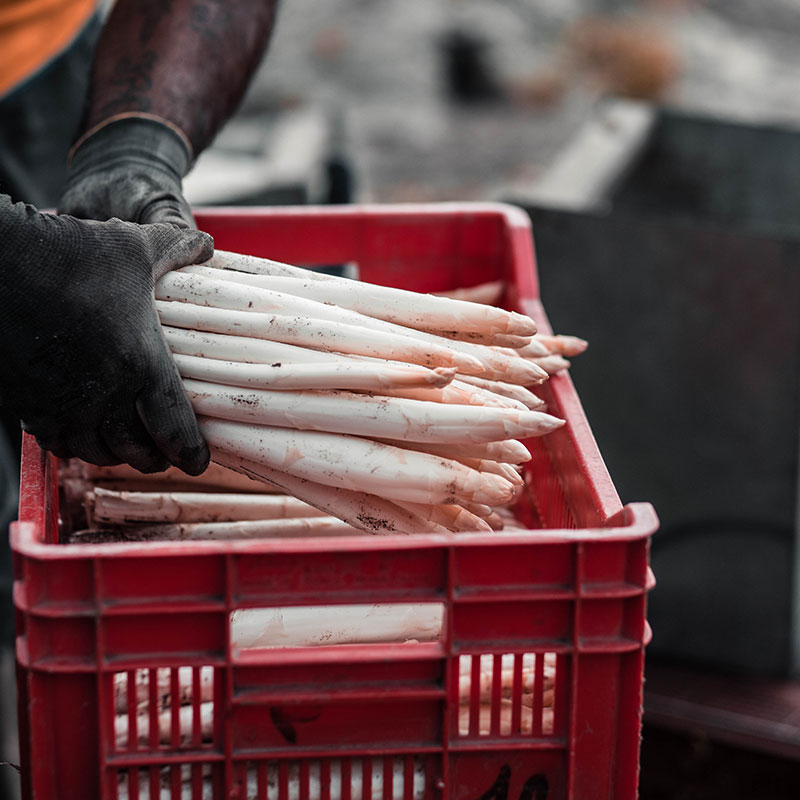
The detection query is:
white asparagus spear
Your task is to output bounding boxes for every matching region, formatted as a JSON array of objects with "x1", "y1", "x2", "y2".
[
  {"x1": 172, "y1": 353, "x2": 456, "y2": 392},
  {"x1": 435, "y1": 338, "x2": 547, "y2": 384},
  {"x1": 387, "y1": 447, "x2": 522, "y2": 484},
  {"x1": 160, "y1": 271, "x2": 537, "y2": 382},
  {"x1": 505, "y1": 337, "x2": 551, "y2": 357},
  {"x1": 203, "y1": 419, "x2": 516, "y2": 507},
  {"x1": 164, "y1": 325, "x2": 352, "y2": 365},
  {"x1": 80, "y1": 461, "x2": 272, "y2": 493},
  {"x1": 157, "y1": 301, "x2": 483, "y2": 373},
  {"x1": 89, "y1": 488, "x2": 325, "y2": 524},
  {"x1": 378, "y1": 379, "x2": 528, "y2": 411},
  {"x1": 374, "y1": 438, "x2": 532, "y2": 465},
  {"x1": 532, "y1": 334, "x2": 589, "y2": 357},
  {"x1": 449, "y1": 379, "x2": 529, "y2": 411},
  {"x1": 115, "y1": 701, "x2": 213, "y2": 749},
  {"x1": 426, "y1": 329, "x2": 532, "y2": 348},
  {"x1": 230, "y1": 603, "x2": 444, "y2": 649},
  {"x1": 456, "y1": 458, "x2": 524, "y2": 485},
  {"x1": 192, "y1": 260, "x2": 534, "y2": 335},
  {"x1": 166, "y1": 327, "x2": 473, "y2": 392},
  {"x1": 461, "y1": 502, "x2": 493, "y2": 518},
  {"x1": 529, "y1": 354, "x2": 571, "y2": 374},
  {"x1": 212, "y1": 449, "x2": 448, "y2": 535},
  {"x1": 434, "y1": 280, "x2": 505, "y2": 305},
  {"x1": 456, "y1": 374, "x2": 545, "y2": 410},
  {"x1": 486, "y1": 512, "x2": 506, "y2": 530},
  {"x1": 394, "y1": 502, "x2": 493, "y2": 533},
  {"x1": 113, "y1": 666, "x2": 214, "y2": 714},
  {"x1": 71, "y1": 517, "x2": 362, "y2": 542},
  {"x1": 371, "y1": 383, "x2": 510, "y2": 408},
  {"x1": 185, "y1": 380, "x2": 564, "y2": 444}
]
